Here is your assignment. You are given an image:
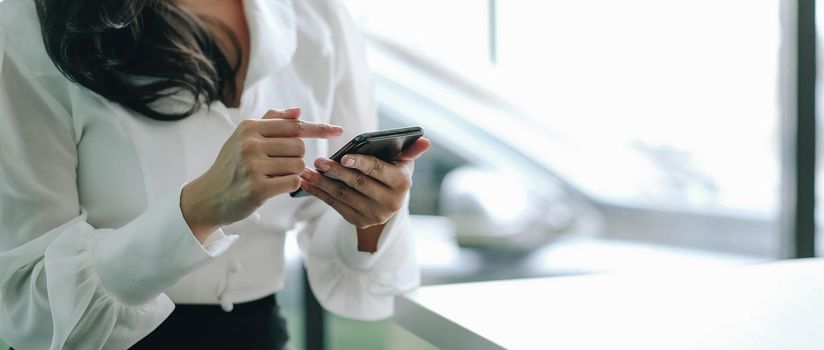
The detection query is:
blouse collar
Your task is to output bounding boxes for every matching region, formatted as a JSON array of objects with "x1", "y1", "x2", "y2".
[{"x1": 242, "y1": 0, "x2": 297, "y2": 89}]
